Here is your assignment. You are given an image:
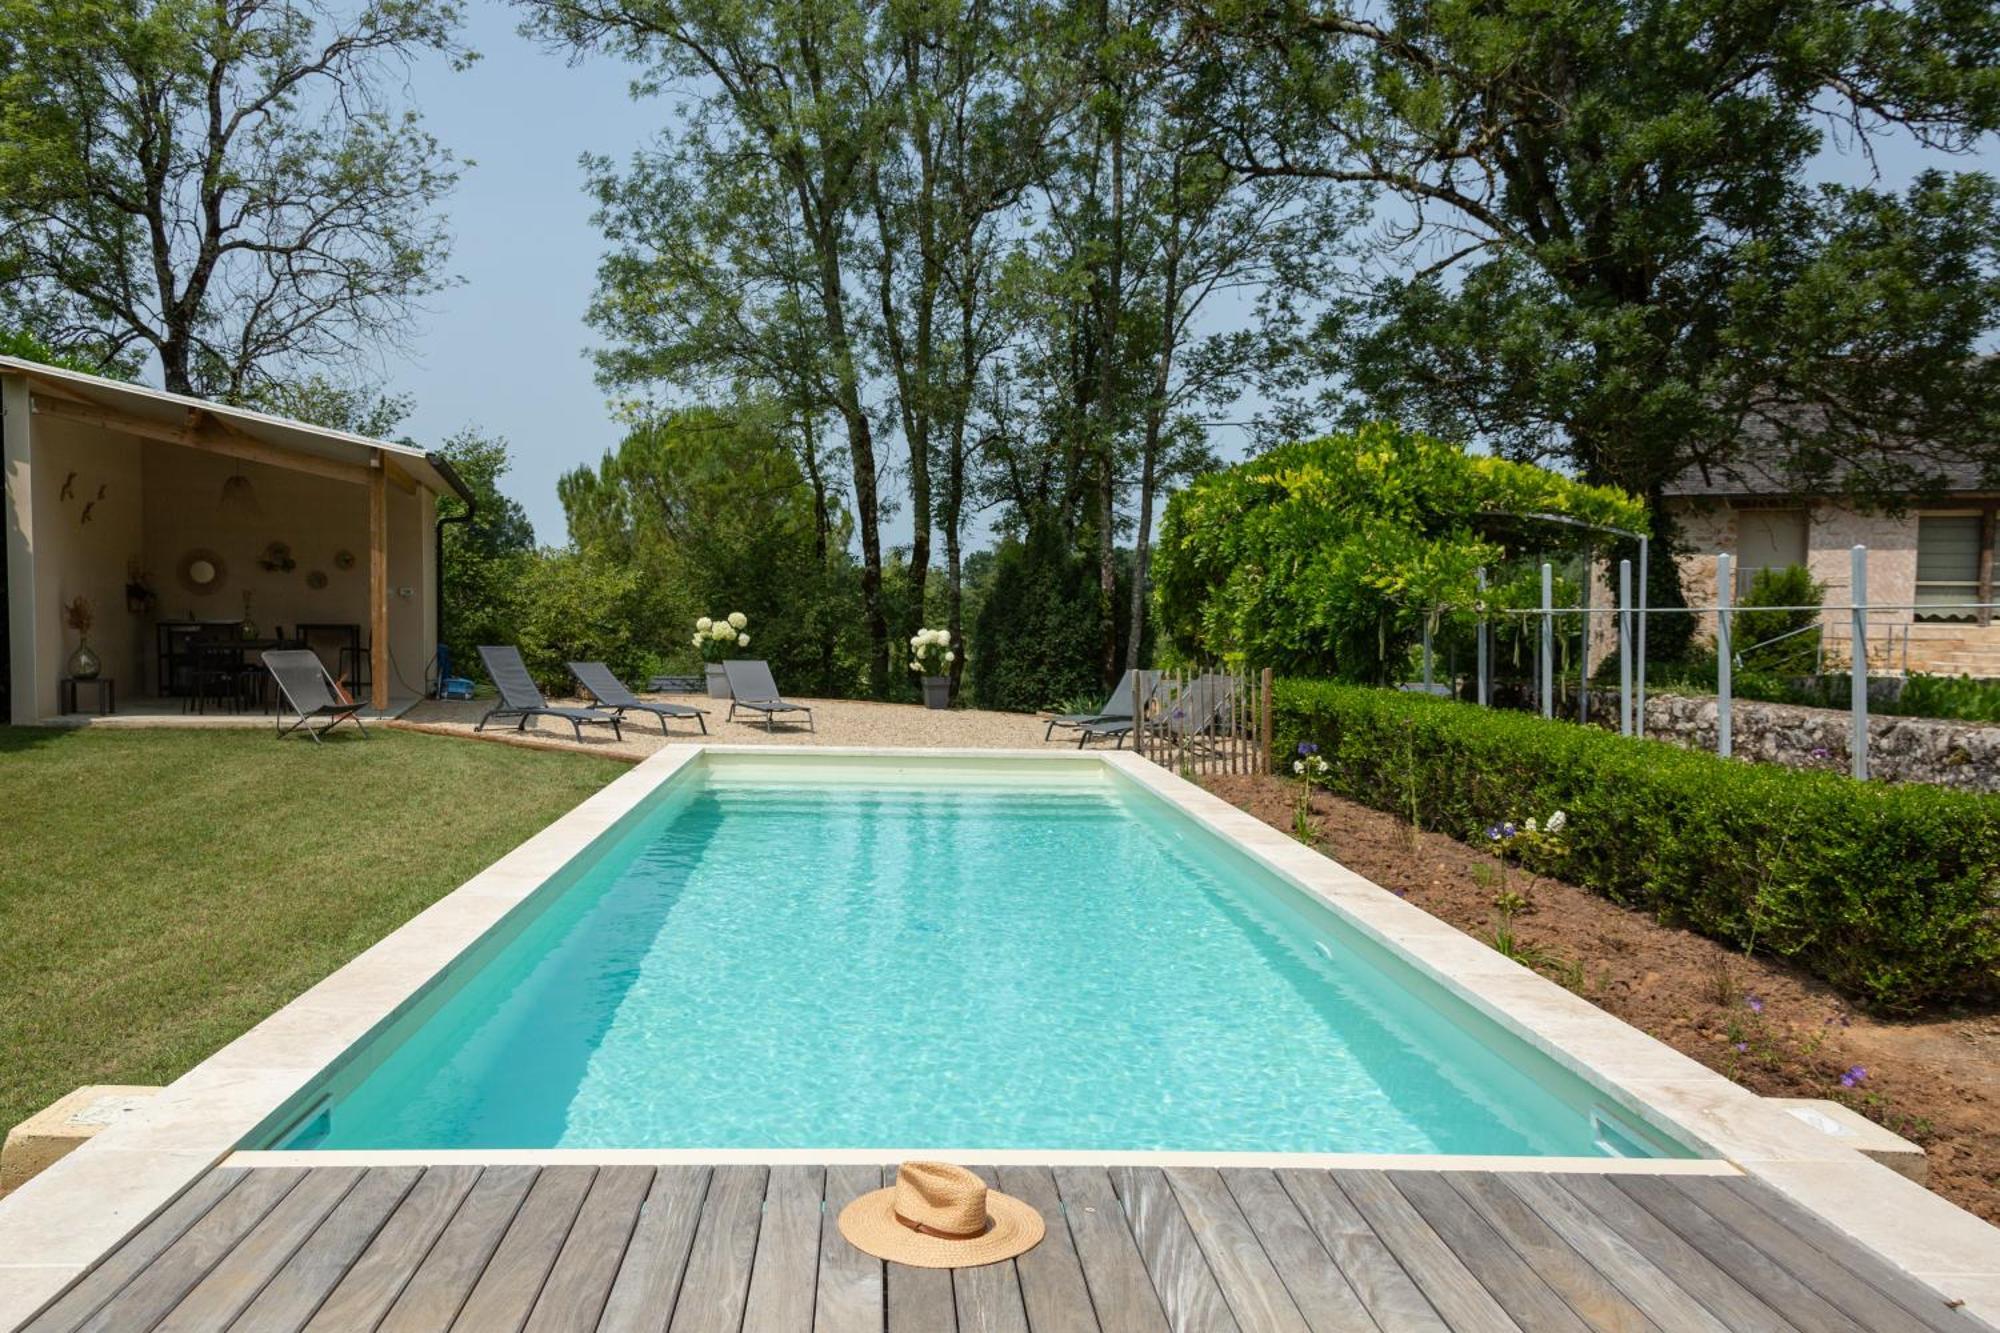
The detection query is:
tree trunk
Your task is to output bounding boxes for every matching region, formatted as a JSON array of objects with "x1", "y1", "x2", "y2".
[{"x1": 1094, "y1": 90, "x2": 1126, "y2": 689}]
